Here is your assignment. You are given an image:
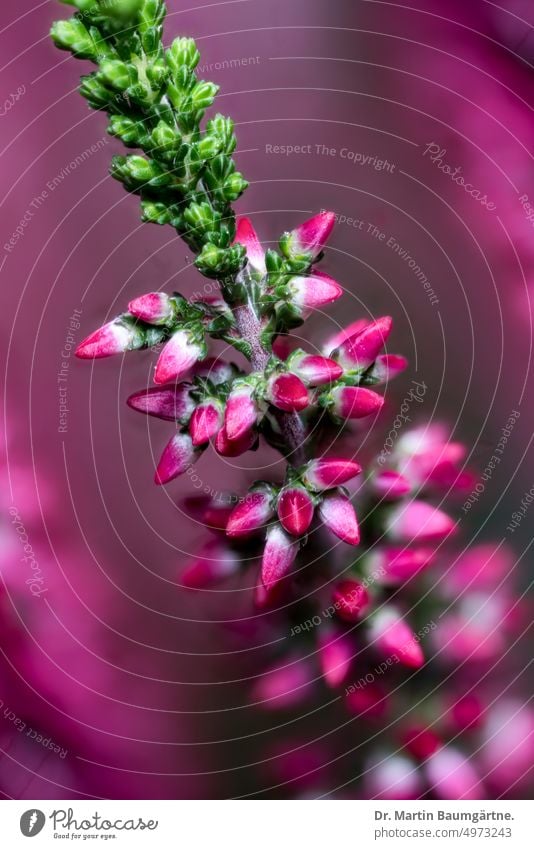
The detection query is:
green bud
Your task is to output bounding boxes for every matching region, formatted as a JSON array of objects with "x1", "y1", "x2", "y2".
[
  {"x1": 100, "y1": 59, "x2": 132, "y2": 90},
  {"x1": 222, "y1": 172, "x2": 248, "y2": 202},
  {"x1": 80, "y1": 73, "x2": 114, "y2": 109},
  {"x1": 151, "y1": 120, "x2": 177, "y2": 152},
  {"x1": 141, "y1": 199, "x2": 173, "y2": 225},
  {"x1": 205, "y1": 114, "x2": 236, "y2": 155},
  {"x1": 108, "y1": 115, "x2": 148, "y2": 147},
  {"x1": 265, "y1": 249, "x2": 283, "y2": 273},
  {"x1": 196, "y1": 134, "x2": 222, "y2": 160},
  {"x1": 97, "y1": 0, "x2": 143, "y2": 21},
  {"x1": 195, "y1": 243, "x2": 246, "y2": 278},
  {"x1": 139, "y1": 0, "x2": 165, "y2": 29},
  {"x1": 50, "y1": 19, "x2": 96, "y2": 60},
  {"x1": 111, "y1": 154, "x2": 172, "y2": 189},
  {"x1": 191, "y1": 81, "x2": 218, "y2": 113},
  {"x1": 146, "y1": 59, "x2": 167, "y2": 88},
  {"x1": 167, "y1": 37, "x2": 200, "y2": 72},
  {"x1": 183, "y1": 202, "x2": 215, "y2": 237}
]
